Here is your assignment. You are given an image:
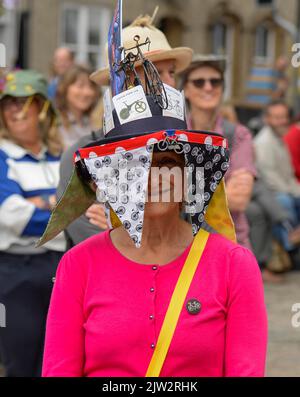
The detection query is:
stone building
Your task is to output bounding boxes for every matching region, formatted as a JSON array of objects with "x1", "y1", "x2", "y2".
[{"x1": 0, "y1": 0, "x2": 299, "y2": 109}]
